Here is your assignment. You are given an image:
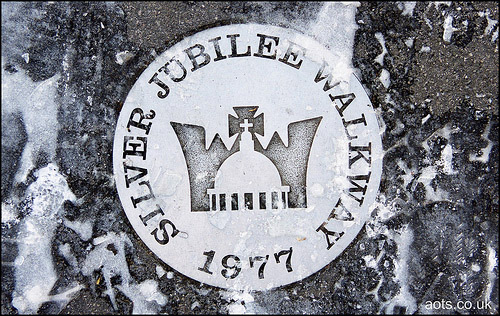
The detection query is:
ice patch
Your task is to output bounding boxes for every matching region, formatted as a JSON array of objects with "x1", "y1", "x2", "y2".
[
  {"x1": 422, "y1": 123, "x2": 458, "y2": 156},
  {"x1": 417, "y1": 166, "x2": 449, "y2": 202},
  {"x1": 155, "y1": 265, "x2": 166, "y2": 278},
  {"x1": 379, "y1": 69, "x2": 391, "y2": 89},
  {"x1": 115, "y1": 50, "x2": 134, "y2": 65},
  {"x1": 471, "y1": 263, "x2": 481, "y2": 272},
  {"x1": 414, "y1": 124, "x2": 458, "y2": 201},
  {"x1": 484, "y1": 245, "x2": 498, "y2": 305},
  {"x1": 443, "y1": 15, "x2": 458, "y2": 43},
  {"x1": 228, "y1": 301, "x2": 246, "y2": 314},
  {"x1": 437, "y1": 144, "x2": 457, "y2": 175},
  {"x1": 420, "y1": 46, "x2": 431, "y2": 53},
  {"x1": 12, "y1": 164, "x2": 77, "y2": 314},
  {"x1": 363, "y1": 255, "x2": 378, "y2": 268},
  {"x1": 423, "y1": 17, "x2": 433, "y2": 30},
  {"x1": 396, "y1": 160, "x2": 414, "y2": 188},
  {"x1": 421, "y1": 114, "x2": 431, "y2": 125},
  {"x1": 374, "y1": 32, "x2": 388, "y2": 66},
  {"x1": 59, "y1": 243, "x2": 78, "y2": 267},
  {"x1": 63, "y1": 219, "x2": 93, "y2": 241},
  {"x1": 118, "y1": 279, "x2": 168, "y2": 314},
  {"x1": 310, "y1": 183, "x2": 324, "y2": 197},
  {"x1": 400, "y1": 2, "x2": 416, "y2": 16},
  {"x1": 191, "y1": 301, "x2": 201, "y2": 310},
  {"x1": 22, "y1": 52, "x2": 29, "y2": 63},
  {"x1": 431, "y1": 2, "x2": 452, "y2": 11},
  {"x1": 492, "y1": 29, "x2": 498, "y2": 42},
  {"x1": 151, "y1": 170, "x2": 183, "y2": 198},
  {"x1": 82, "y1": 232, "x2": 167, "y2": 313},
  {"x1": 404, "y1": 37, "x2": 414, "y2": 48},
  {"x1": 81, "y1": 232, "x2": 132, "y2": 309},
  {"x1": 307, "y1": 2, "x2": 359, "y2": 84},
  {"x1": 381, "y1": 225, "x2": 417, "y2": 314},
  {"x1": 208, "y1": 210, "x2": 231, "y2": 230},
  {"x1": 364, "y1": 199, "x2": 419, "y2": 312},
  {"x1": 221, "y1": 290, "x2": 264, "y2": 314},
  {"x1": 482, "y1": 11, "x2": 498, "y2": 39},
  {"x1": 1, "y1": 65, "x2": 61, "y2": 184},
  {"x1": 1, "y1": 202, "x2": 19, "y2": 226}
]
